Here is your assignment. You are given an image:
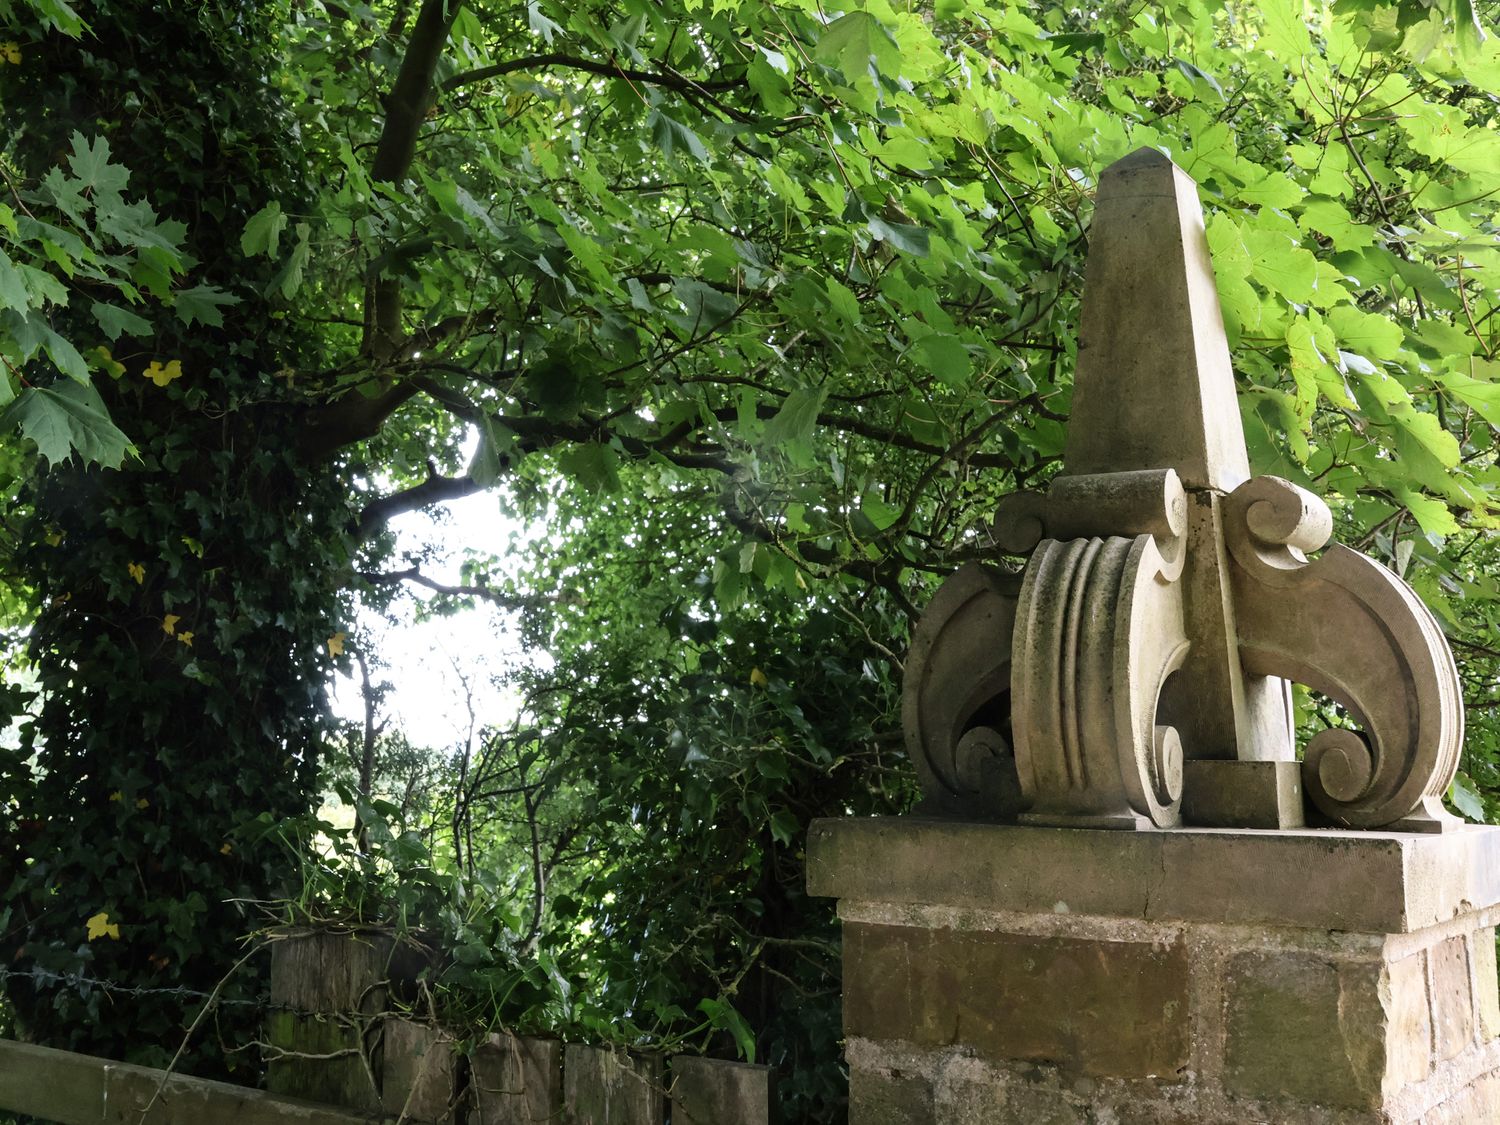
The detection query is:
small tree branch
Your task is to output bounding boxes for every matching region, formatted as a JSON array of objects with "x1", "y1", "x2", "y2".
[
  {"x1": 442, "y1": 52, "x2": 742, "y2": 95},
  {"x1": 359, "y1": 566, "x2": 536, "y2": 610}
]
